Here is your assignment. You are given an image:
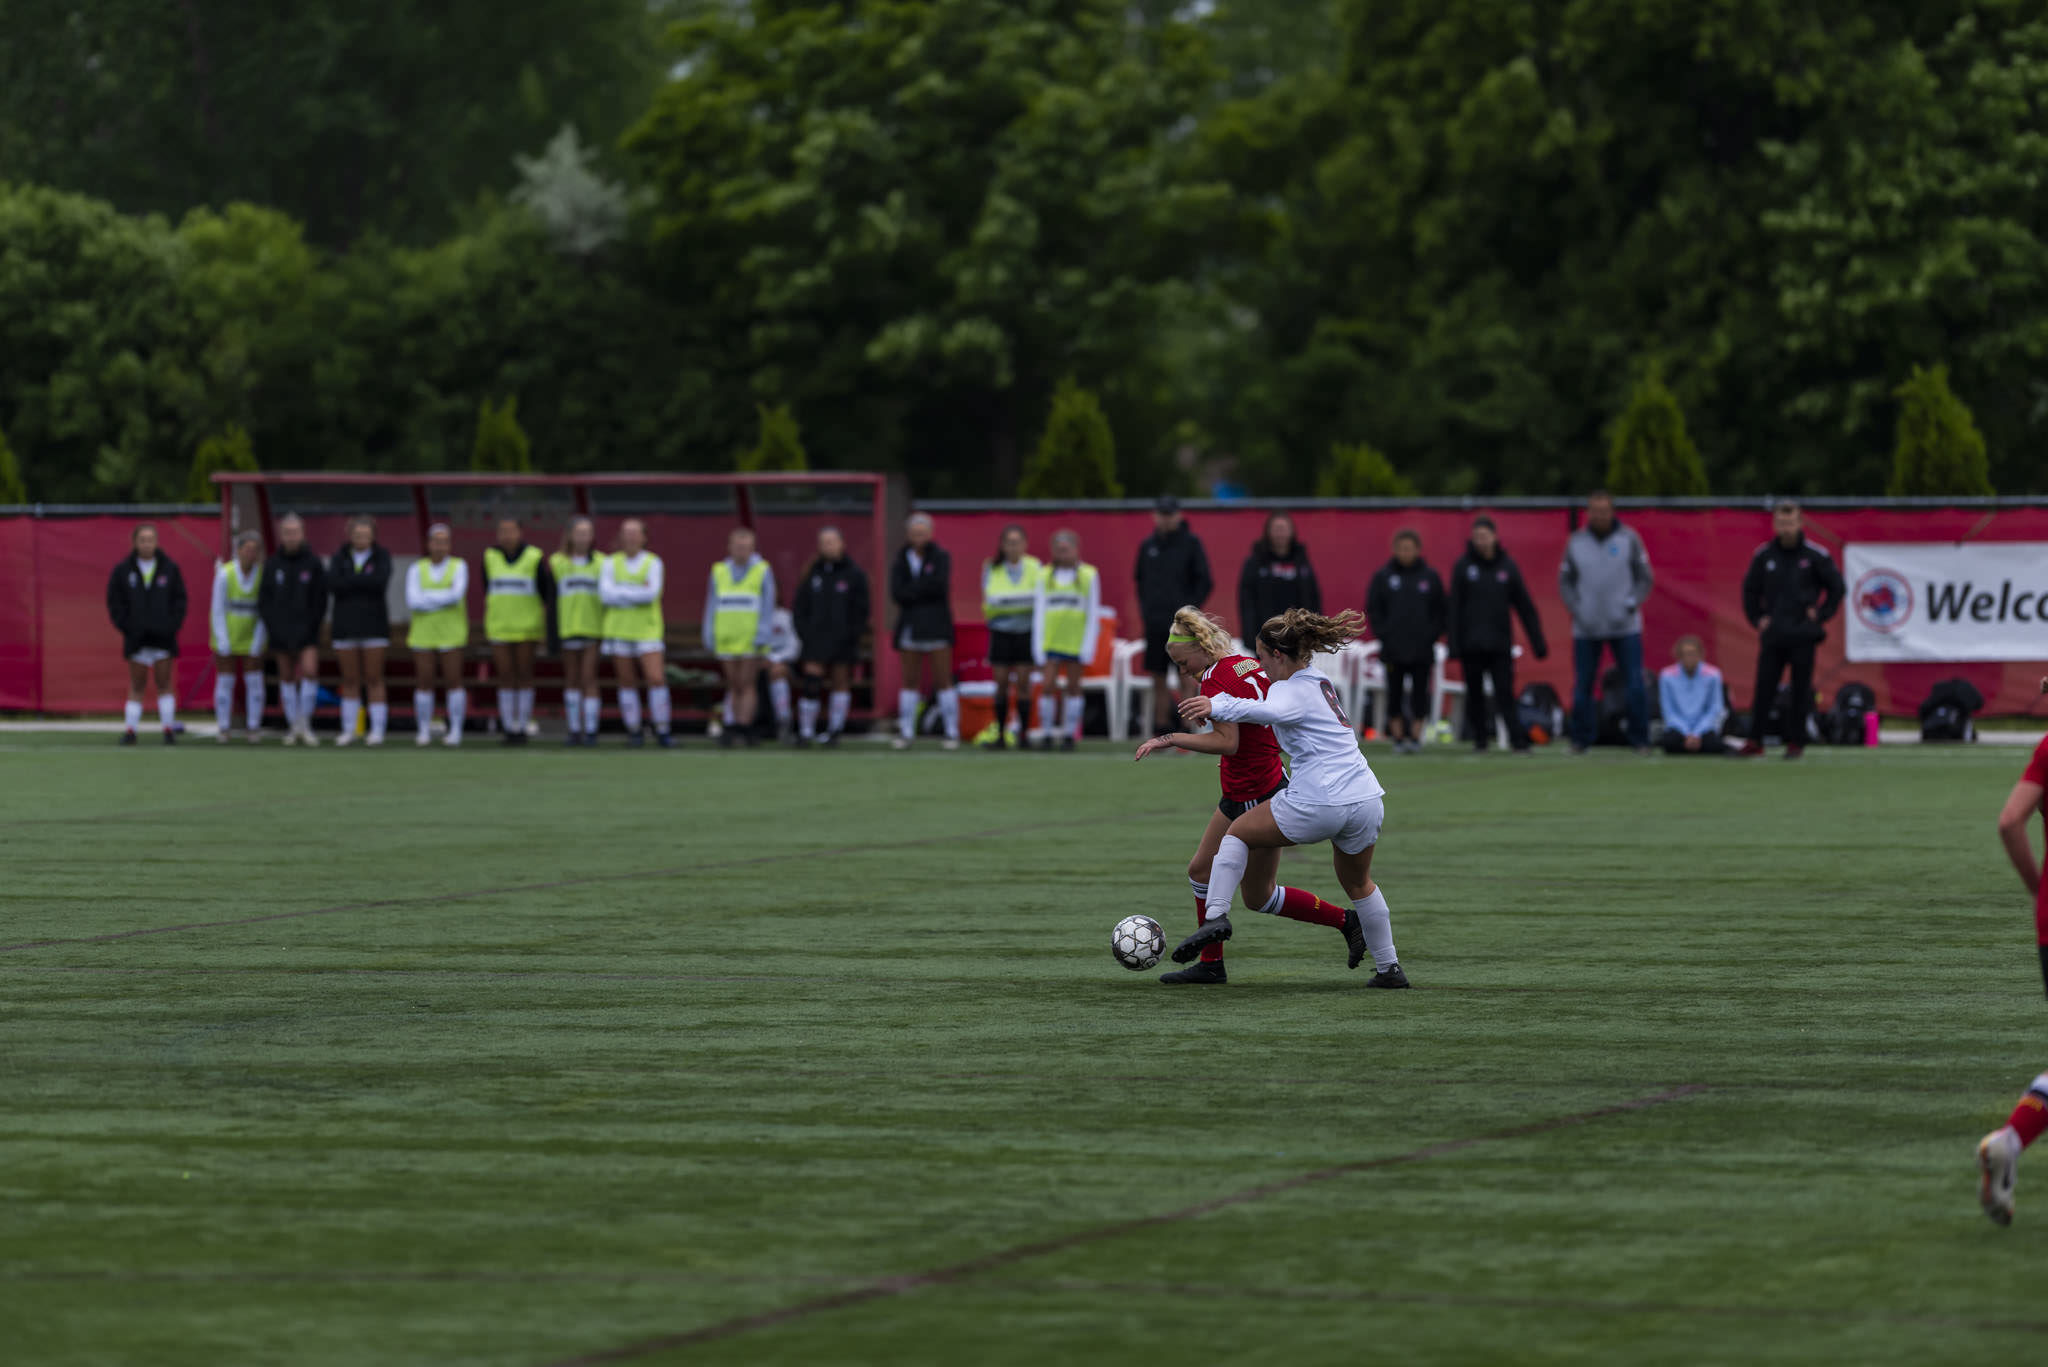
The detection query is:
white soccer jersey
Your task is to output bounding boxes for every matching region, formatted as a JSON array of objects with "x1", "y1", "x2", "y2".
[{"x1": 1205, "y1": 665, "x2": 1383, "y2": 807}]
